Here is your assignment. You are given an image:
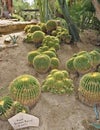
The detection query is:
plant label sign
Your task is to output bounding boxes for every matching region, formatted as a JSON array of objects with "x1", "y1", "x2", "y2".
[{"x1": 8, "y1": 112, "x2": 39, "y2": 130}]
